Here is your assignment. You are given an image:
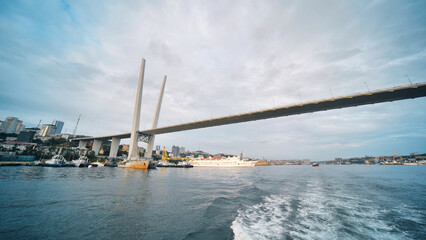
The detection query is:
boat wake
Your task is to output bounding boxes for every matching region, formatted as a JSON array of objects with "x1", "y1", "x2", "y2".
[{"x1": 231, "y1": 180, "x2": 420, "y2": 240}]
